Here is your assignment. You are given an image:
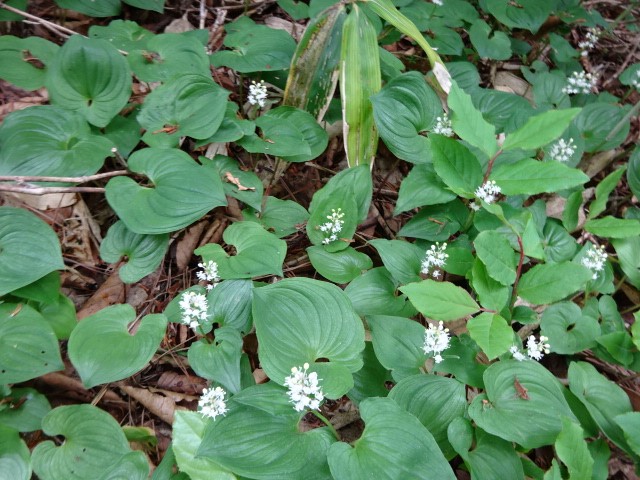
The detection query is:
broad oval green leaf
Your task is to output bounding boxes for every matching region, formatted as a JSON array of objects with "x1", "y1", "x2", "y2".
[
  {"x1": 328, "y1": 397, "x2": 456, "y2": 480},
  {"x1": 474, "y1": 230, "x2": 517, "y2": 286},
  {"x1": 448, "y1": 82, "x2": 497, "y2": 158},
  {"x1": 398, "y1": 200, "x2": 467, "y2": 241},
  {"x1": 0, "y1": 35, "x2": 59, "y2": 90},
  {"x1": 573, "y1": 103, "x2": 630, "y2": 153},
  {"x1": 484, "y1": 0, "x2": 553, "y2": 32},
  {"x1": 345, "y1": 267, "x2": 417, "y2": 318},
  {"x1": 468, "y1": 19, "x2": 511, "y2": 60},
  {"x1": 253, "y1": 278, "x2": 365, "y2": 398},
  {"x1": 371, "y1": 71, "x2": 440, "y2": 163},
  {"x1": 188, "y1": 327, "x2": 243, "y2": 394},
  {"x1": 0, "y1": 106, "x2": 114, "y2": 178},
  {"x1": 502, "y1": 108, "x2": 581, "y2": 151},
  {"x1": 0, "y1": 425, "x2": 31, "y2": 480},
  {"x1": 401, "y1": 279, "x2": 480, "y2": 321},
  {"x1": 100, "y1": 220, "x2": 169, "y2": 284},
  {"x1": 195, "y1": 222, "x2": 286, "y2": 279},
  {"x1": 368, "y1": 315, "x2": 426, "y2": 380},
  {"x1": 68, "y1": 304, "x2": 167, "y2": 388},
  {"x1": 517, "y1": 262, "x2": 594, "y2": 305},
  {"x1": 105, "y1": 148, "x2": 227, "y2": 234},
  {"x1": 32, "y1": 404, "x2": 148, "y2": 480},
  {"x1": 467, "y1": 313, "x2": 513, "y2": 360},
  {"x1": 468, "y1": 360, "x2": 576, "y2": 449},
  {"x1": 431, "y1": 135, "x2": 484, "y2": 197},
  {"x1": 307, "y1": 245, "x2": 373, "y2": 284},
  {"x1": 369, "y1": 239, "x2": 423, "y2": 285},
  {"x1": 137, "y1": 74, "x2": 229, "y2": 146},
  {"x1": 206, "y1": 279, "x2": 254, "y2": 334},
  {"x1": 490, "y1": 159, "x2": 589, "y2": 195},
  {"x1": 540, "y1": 302, "x2": 600, "y2": 354},
  {"x1": 46, "y1": 35, "x2": 132, "y2": 127},
  {"x1": 555, "y1": 418, "x2": 594, "y2": 480},
  {"x1": 88, "y1": 20, "x2": 154, "y2": 51},
  {"x1": 129, "y1": 33, "x2": 209, "y2": 82},
  {"x1": 584, "y1": 216, "x2": 640, "y2": 239},
  {"x1": 0, "y1": 303, "x2": 63, "y2": 384},
  {"x1": 54, "y1": 0, "x2": 121, "y2": 17},
  {"x1": 0, "y1": 207, "x2": 64, "y2": 296},
  {"x1": 243, "y1": 196, "x2": 309, "y2": 238},
  {"x1": 395, "y1": 163, "x2": 457, "y2": 214},
  {"x1": 203, "y1": 155, "x2": 264, "y2": 212},
  {"x1": 390, "y1": 375, "x2": 466, "y2": 459}
]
